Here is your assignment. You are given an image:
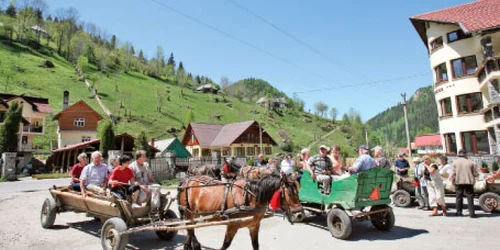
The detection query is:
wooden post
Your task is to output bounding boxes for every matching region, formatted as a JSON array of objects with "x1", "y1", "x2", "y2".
[
  {"x1": 73, "y1": 149, "x2": 78, "y2": 170},
  {"x1": 61, "y1": 151, "x2": 67, "y2": 173},
  {"x1": 401, "y1": 93, "x2": 412, "y2": 158},
  {"x1": 121, "y1": 137, "x2": 125, "y2": 154}
]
